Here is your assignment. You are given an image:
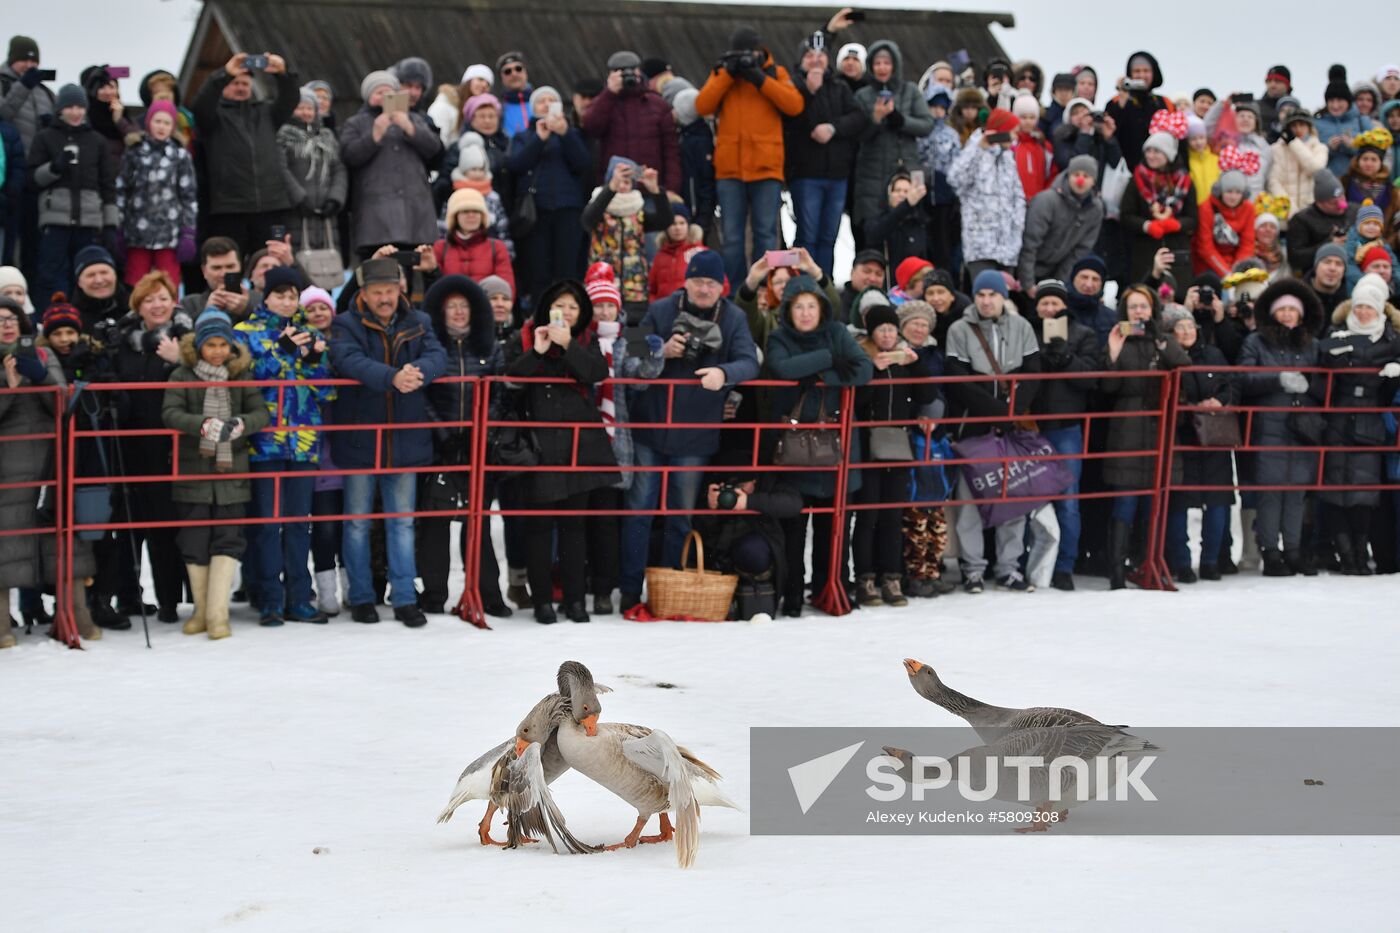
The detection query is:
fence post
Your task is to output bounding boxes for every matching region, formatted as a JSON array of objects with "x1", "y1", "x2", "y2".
[
  {"x1": 453, "y1": 376, "x2": 489, "y2": 628},
  {"x1": 811, "y1": 385, "x2": 854, "y2": 616},
  {"x1": 53, "y1": 383, "x2": 80, "y2": 647},
  {"x1": 1136, "y1": 370, "x2": 1178, "y2": 591}
]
